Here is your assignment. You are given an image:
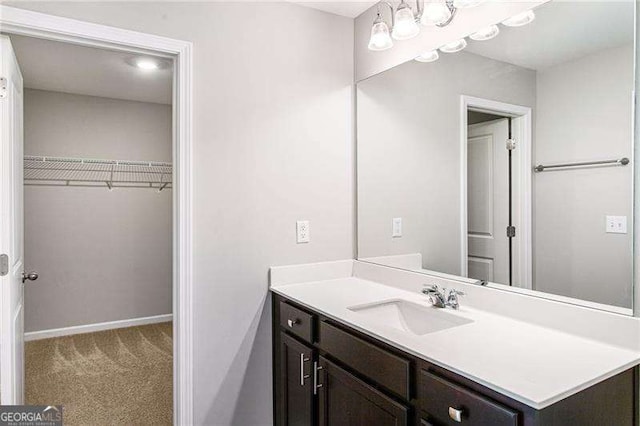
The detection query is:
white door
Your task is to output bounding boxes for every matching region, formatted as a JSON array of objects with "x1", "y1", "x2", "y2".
[
  {"x1": 0, "y1": 35, "x2": 25, "y2": 404},
  {"x1": 467, "y1": 118, "x2": 510, "y2": 284}
]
